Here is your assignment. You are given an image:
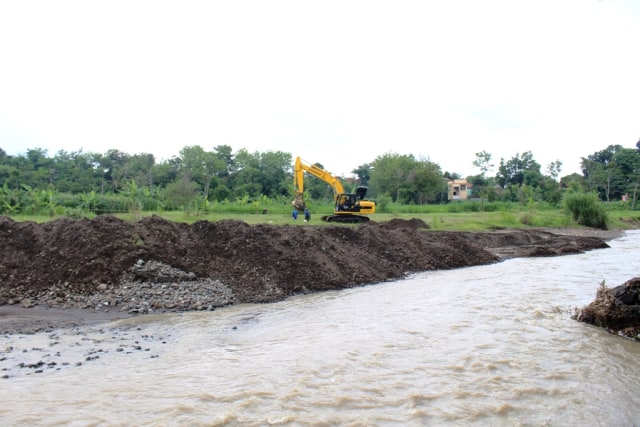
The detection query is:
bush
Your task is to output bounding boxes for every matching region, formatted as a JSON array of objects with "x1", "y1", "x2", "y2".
[
  {"x1": 564, "y1": 193, "x2": 608, "y2": 229},
  {"x1": 376, "y1": 194, "x2": 393, "y2": 213}
]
